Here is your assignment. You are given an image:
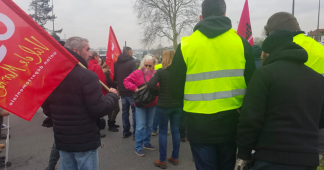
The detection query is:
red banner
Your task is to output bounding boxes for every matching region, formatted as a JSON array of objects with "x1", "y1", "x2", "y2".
[
  {"x1": 0, "y1": 0, "x2": 78, "y2": 121},
  {"x1": 106, "y1": 26, "x2": 122, "y2": 80},
  {"x1": 237, "y1": 0, "x2": 254, "y2": 46}
]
